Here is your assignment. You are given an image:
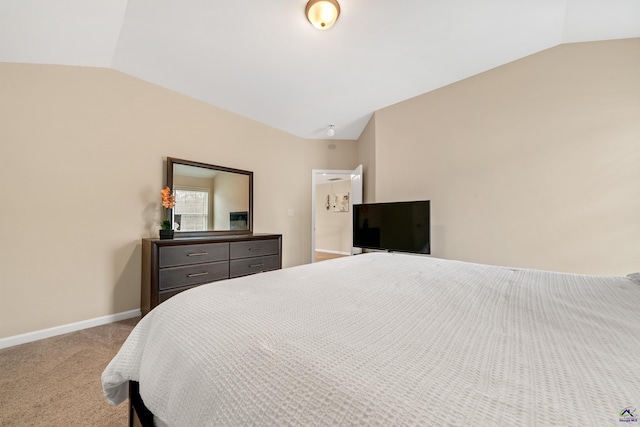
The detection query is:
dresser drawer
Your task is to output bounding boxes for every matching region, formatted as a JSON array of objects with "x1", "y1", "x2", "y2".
[
  {"x1": 230, "y1": 255, "x2": 280, "y2": 278},
  {"x1": 230, "y1": 239, "x2": 279, "y2": 260},
  {"x1": 159, "y1": 261, "x2": 229, "y2": 290},
  {"x1": 159, "y1": 243, "x2": 229, "y2": 268},
  {"x1": 158, "y1": 286, "x2": 194, "y2": 304}
]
